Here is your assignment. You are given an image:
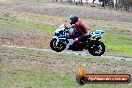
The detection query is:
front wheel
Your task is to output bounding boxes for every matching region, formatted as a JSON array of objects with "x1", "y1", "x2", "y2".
[
  {"x1": 50, "y1": 38, "x2": 66, "y2": 52},
  {"x1": 88, "y1": 41, "x2": 105, "y2": 56}
]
